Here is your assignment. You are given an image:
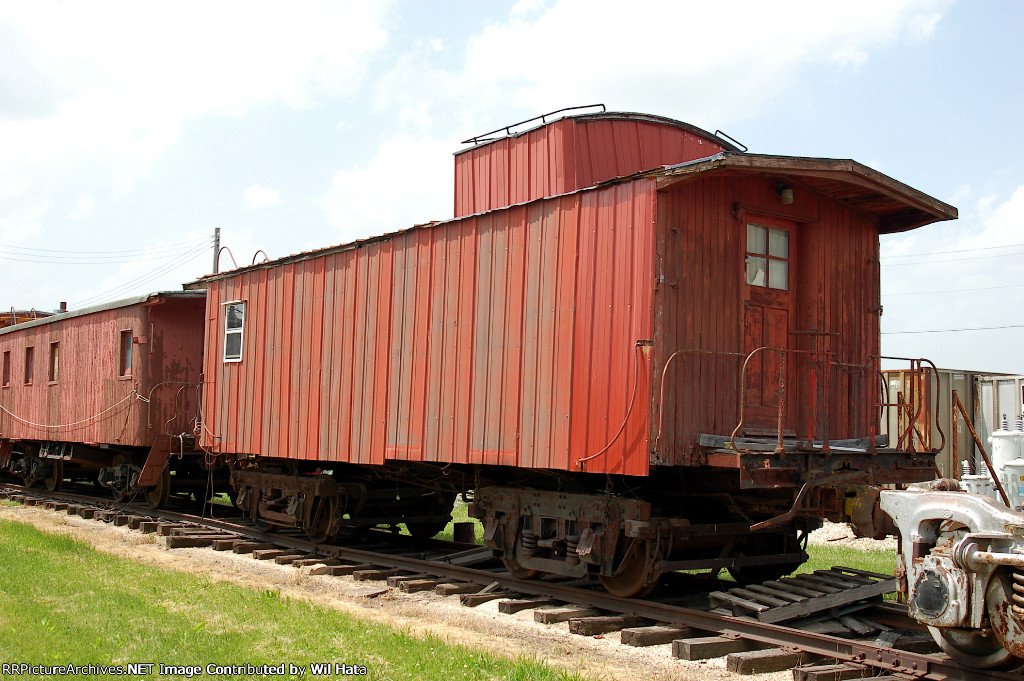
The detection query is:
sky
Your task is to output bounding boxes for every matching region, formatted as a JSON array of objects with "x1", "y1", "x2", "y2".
[{"x1": 0, "y1": 0, "x2": 1022, "y2": 373}]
